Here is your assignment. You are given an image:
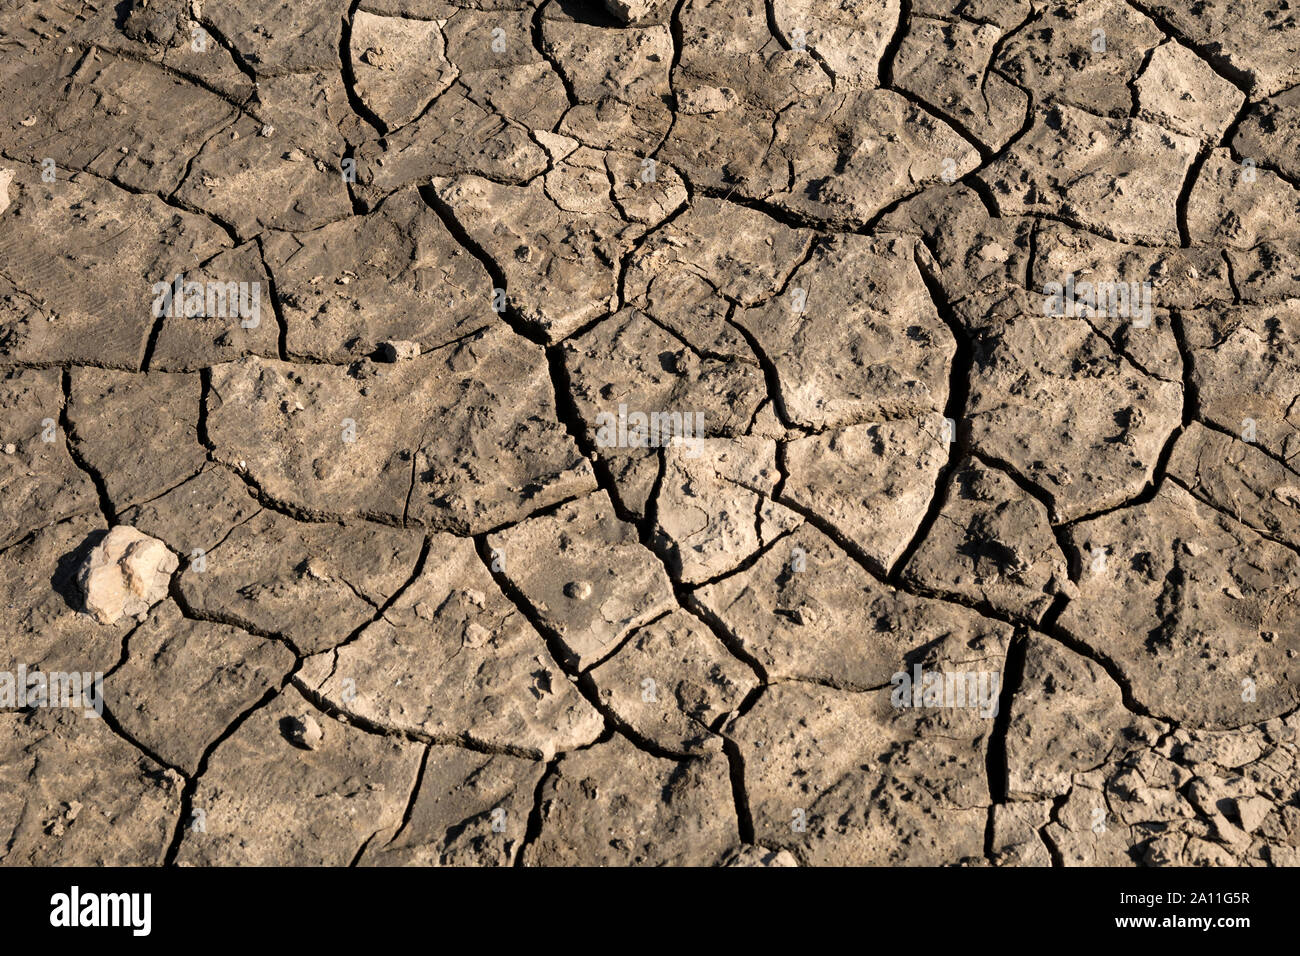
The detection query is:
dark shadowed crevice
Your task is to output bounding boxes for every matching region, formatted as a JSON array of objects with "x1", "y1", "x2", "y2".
[
  {"x1": 59, "y1": 369, "x2": 117, "y2": 525},
  {"x1": 982, "y1": 627, "x2": 1028, "y2": 860},
  {"x1": 340, "y1": 0, "x2": 388, "y2": 137},
  {"x1": 888, "y1": 242, "x2": 975, "y2": 583}
]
